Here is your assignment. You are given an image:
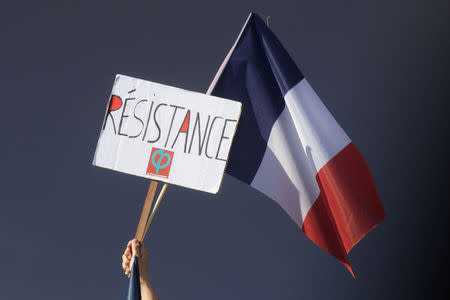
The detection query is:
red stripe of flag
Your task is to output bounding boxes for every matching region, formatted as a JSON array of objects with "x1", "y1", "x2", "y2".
[{"x1": 302, "y1": 142, "x2": 386, "y2": 277}]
